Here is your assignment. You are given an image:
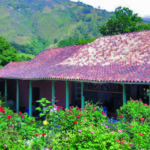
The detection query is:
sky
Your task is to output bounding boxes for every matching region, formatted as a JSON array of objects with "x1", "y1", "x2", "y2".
[{"x1": 71, "y1": 0, "x2": 150, "y2": 17}]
